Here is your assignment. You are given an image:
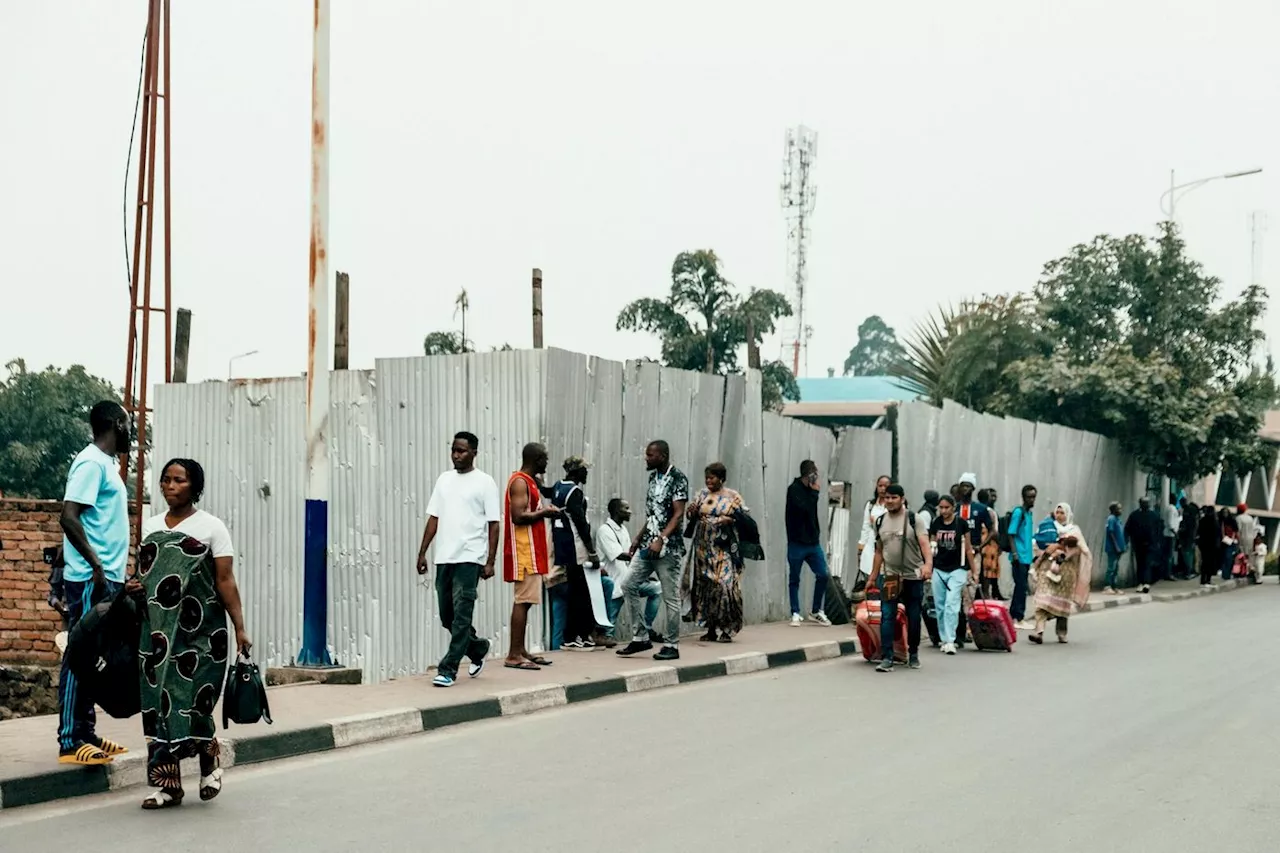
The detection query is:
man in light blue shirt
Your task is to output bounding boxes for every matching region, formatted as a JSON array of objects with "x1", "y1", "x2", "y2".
[
  {"x1": 1007, "y1": 484, "x2": 1037, "y2": 628},
  {"x1": 56, "y1": 401, "x2": 132, "y2": 765}
]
